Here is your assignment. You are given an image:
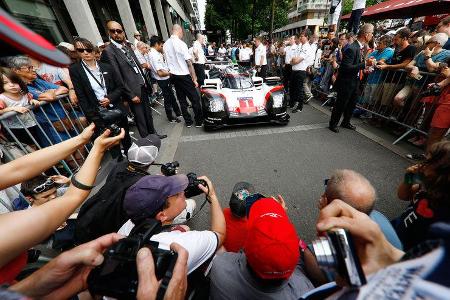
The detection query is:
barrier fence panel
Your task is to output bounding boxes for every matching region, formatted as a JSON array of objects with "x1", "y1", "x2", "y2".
[
  {"x1": 311, "y1": 67, "x2": 441, "y2": 145},
  {"x1": 0, "y1": 94, "x2": 90, "y2": 177}
]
